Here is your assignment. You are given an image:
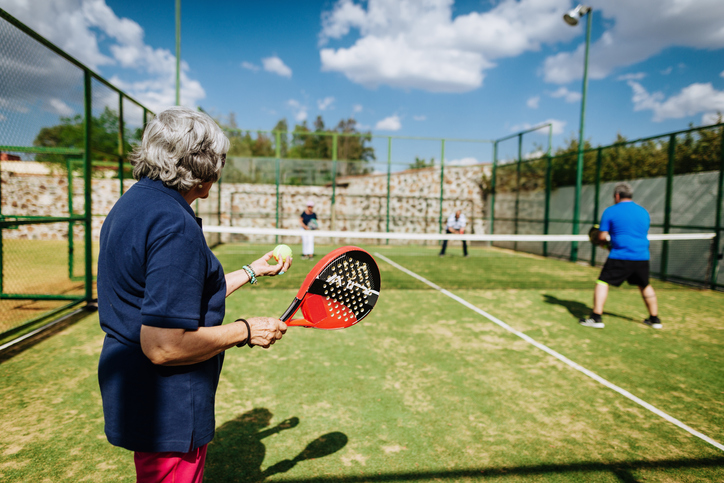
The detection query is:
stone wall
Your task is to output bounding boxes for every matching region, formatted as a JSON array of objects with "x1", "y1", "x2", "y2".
[{"x1": 2, "y1": 162, "x2": 491, "y2": 241}]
